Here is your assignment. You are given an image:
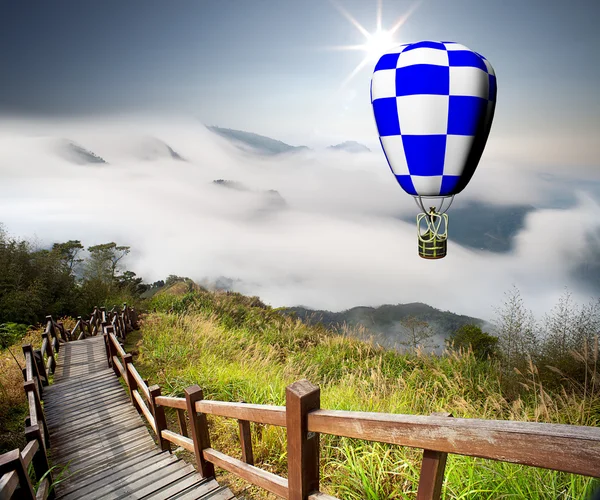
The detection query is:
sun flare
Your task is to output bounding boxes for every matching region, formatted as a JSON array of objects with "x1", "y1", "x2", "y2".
[
  {"x1": 326, "y1": 0, "x2": 422, "y2": 87},
  {"x1": 364, "y1": 29, "x2": 396, "y2": 61}
]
